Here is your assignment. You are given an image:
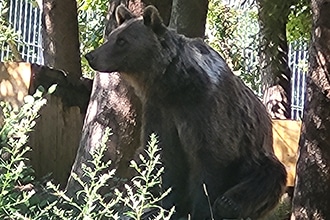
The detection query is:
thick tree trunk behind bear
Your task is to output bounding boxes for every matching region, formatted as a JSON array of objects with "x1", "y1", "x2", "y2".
[
  {"x1": 291, "y1": 0, "x2": 330, "y2": 218},
  {"x1": 42, "y1": 0, "x2": 81, "y2": 78},
  {"x1": 38, "y1": 0, "x2": 86, "y2": 186},
  {"x1": 258, "y1": 0, "x2": 292, "y2": 119},
  {"x1": 169, "y1": 0, "x2": 209, "y2": 38},
  {"x1": 66, "y1": 0, "x2": 145, "y2": 193}
]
